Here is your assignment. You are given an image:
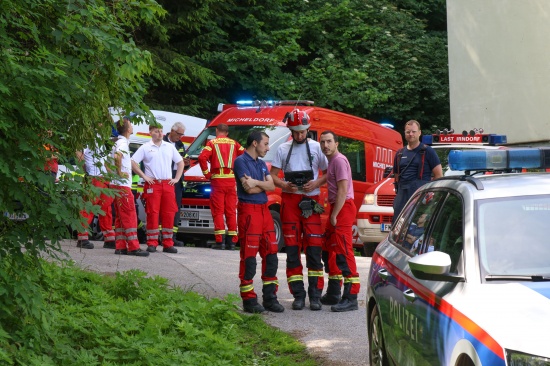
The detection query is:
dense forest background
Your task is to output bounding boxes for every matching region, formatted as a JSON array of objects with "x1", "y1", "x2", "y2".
[{"x1": 138, "y1": 0, "x2": 449, "y2": 131}]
